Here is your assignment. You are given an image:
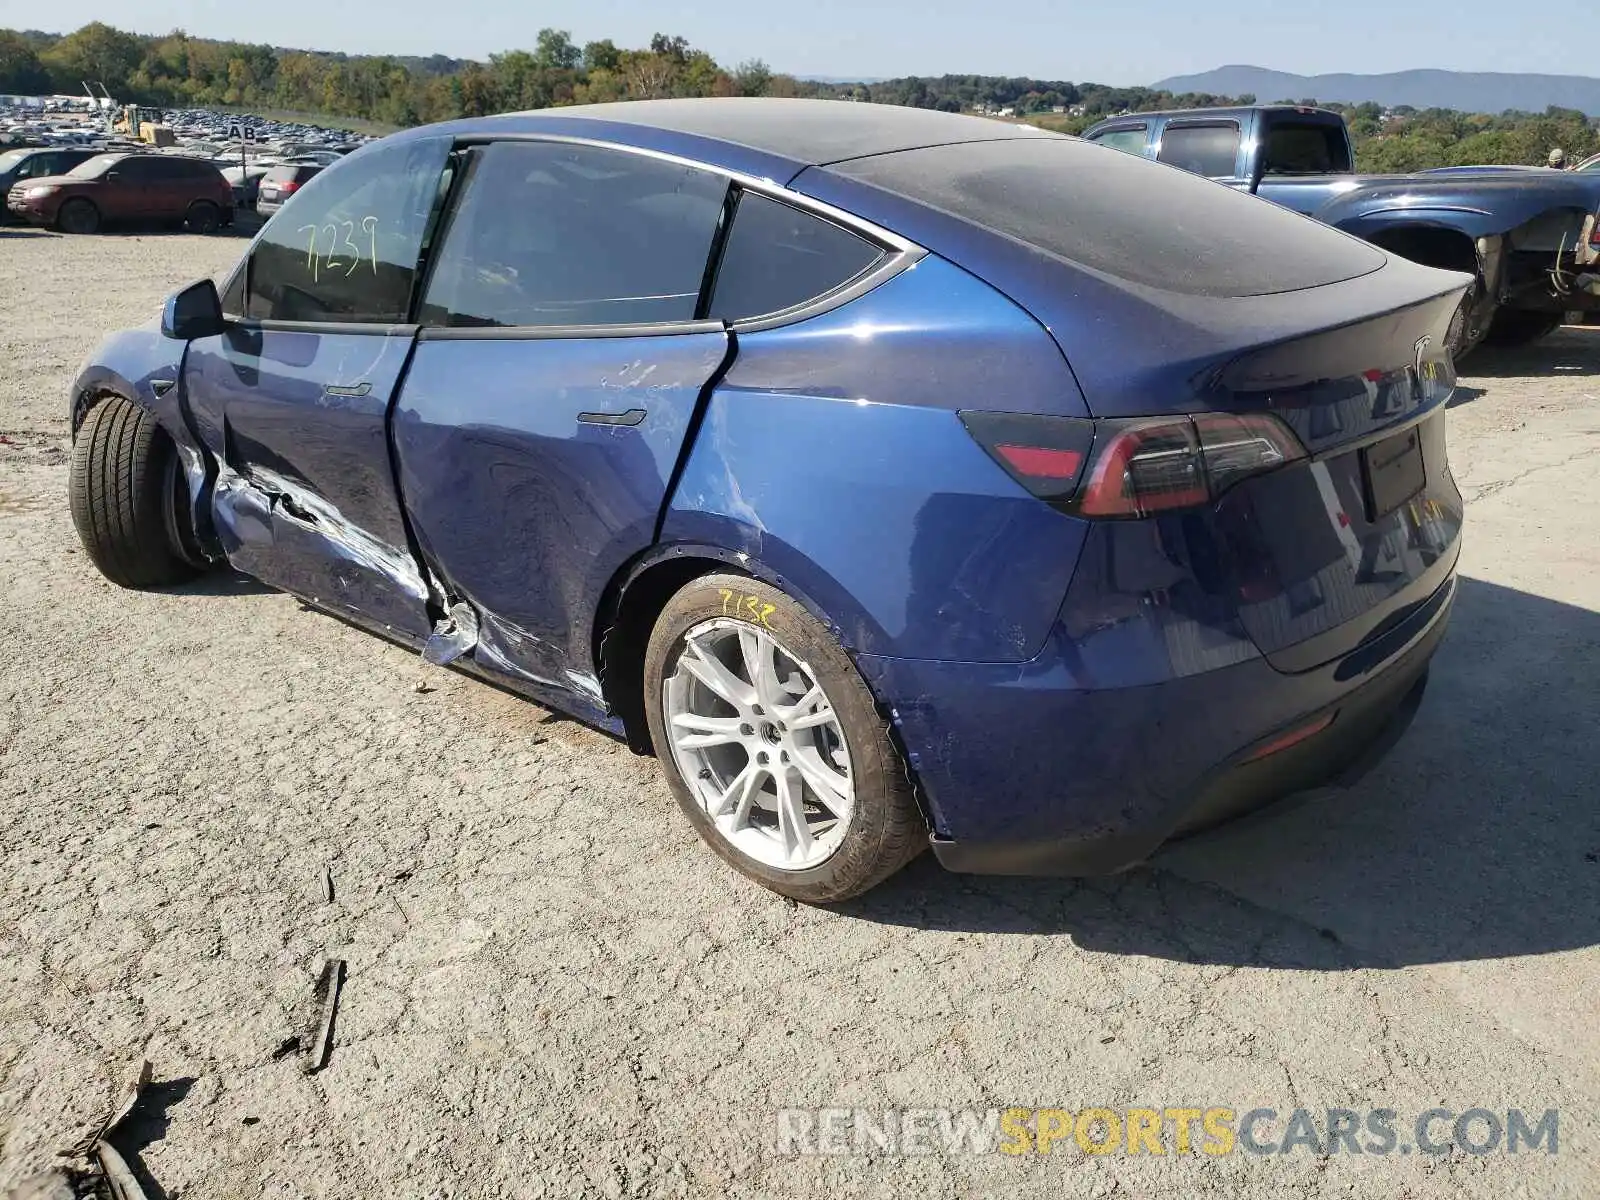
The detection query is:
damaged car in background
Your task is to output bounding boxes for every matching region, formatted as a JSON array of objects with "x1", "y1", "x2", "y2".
[
  {"x1": 67, "y1": 99, "x2": 1467, "y2": 902},
  {"x1": 1084, "y1": 104, "x2": 1600, "y2": 354}
]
